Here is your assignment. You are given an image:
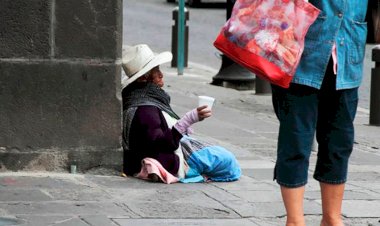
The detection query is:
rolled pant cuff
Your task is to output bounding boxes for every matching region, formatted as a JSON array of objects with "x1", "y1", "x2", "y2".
[
  {"x1": 276, "y1": 180, "x2": 308, "y2": 188},
  {"x1": 313, "y1": 175, "x2": 346, "y2": 184}
]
